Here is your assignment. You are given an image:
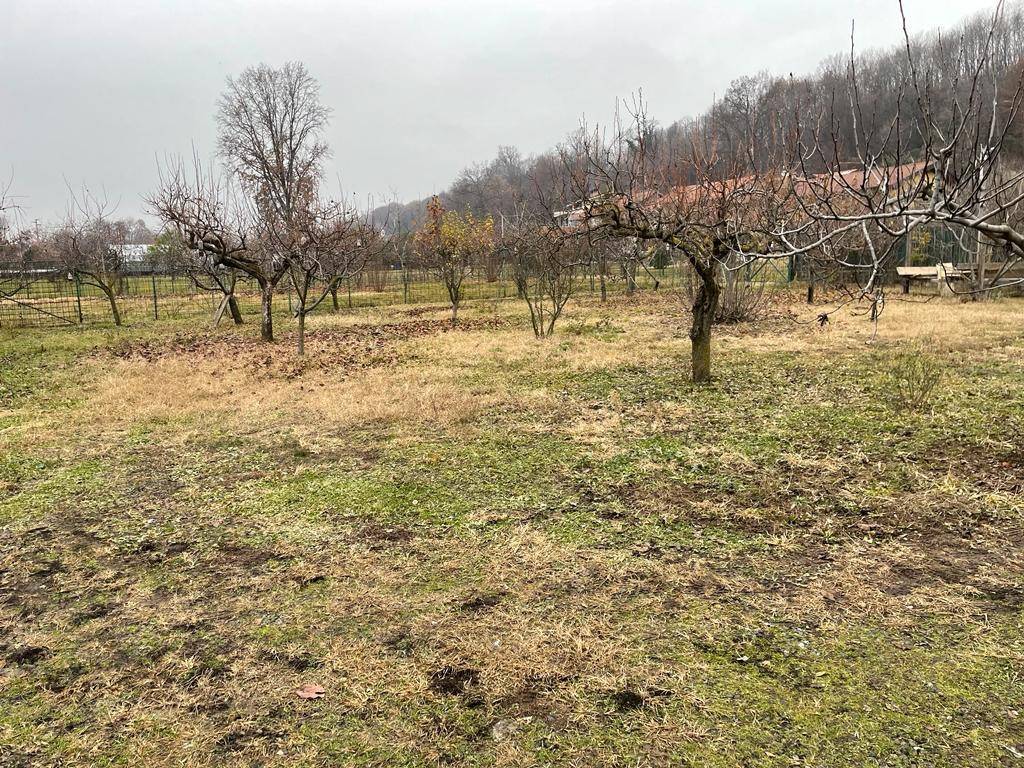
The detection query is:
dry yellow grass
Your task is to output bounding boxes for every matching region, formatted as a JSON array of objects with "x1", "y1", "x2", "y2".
[
  {"x1": 723, "y1": 294, "x2": 1024, "y2": 355},
  {"x1": 87, "y1": 357, "x2": 524, "y2": 430},
  {"x1": 75, "y1": 292, "x2": 1023, "y2": 439}
]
